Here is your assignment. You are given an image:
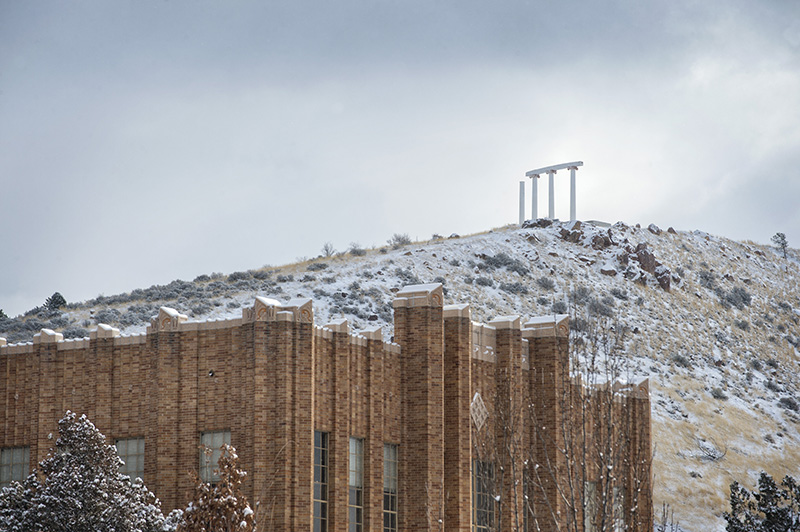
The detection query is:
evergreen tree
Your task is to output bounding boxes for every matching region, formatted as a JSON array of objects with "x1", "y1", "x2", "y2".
[
  {"x1": 725, "y1": 472, "x2": 800, "y2": 532},
  {"x1": 178, "y1": 444, "x2": 257, "y2": 532},
  {"x1": 0, "y1": 411, "x2": 173, "y2": 532},
  {"x1": 772, "y1": 232, "x2": 789, "y2": 260},
  {"x1": 44, "y1": 291, "x2": 67, "y2": 310}
]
